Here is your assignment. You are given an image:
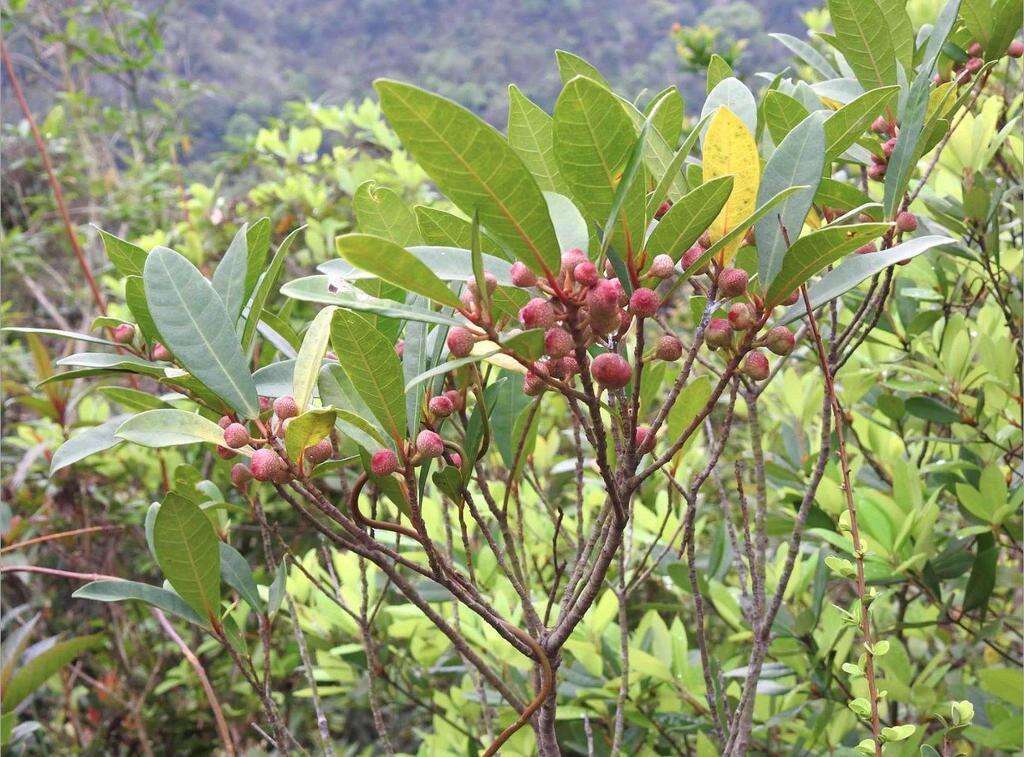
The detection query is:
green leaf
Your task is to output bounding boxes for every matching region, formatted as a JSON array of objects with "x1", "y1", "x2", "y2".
[
  {"x1": 336, "y1": 234, "x2": 470, "y2": 309},
  {"x1": 647, "y1": 86, "x2": 684, "y2": 147},
  {"x1": 770, "y1": 33, "x2": 840, "y2": 80},
  {"x1": 504, "y1": 329, "x2": 545, "y2": 361},
  {"x1": 72, "y1": 579, "x2": 207, "y2": 626},
  {"x1": 404, "y1": 351, "x2": 498, "y2": 394},
  {"x1": 117, "y1": 409, "x2": 242, "y2": 451},
  {"x1": 544, "y1": 192, "x2": 590, "y2": 255},
  {"x1": 827, "y1": 0, "x2": 897, "y2": 89},
  {"x1": 764, "y1": 222, "x2": 892, "y2": 306},
  {"x1": 125, "y1": 275, "x2": 160, "y2": 344},
  {"x1": 50, "y1": 415, "x2": 128, "y2": 474},
  {"x1": 2, "y1": 327, "x2": 118, "y2": 348},
  {"x1": 244, "y1": 217, "x2": 271, "y2": 299},
  {"x1": 52, "y1": 352, "x2": 165, "y2": 378},
  {"x1": 986, "y1": 0, "x2": 1020, "y2": 60},
  {"x1": 292, "y1": 306, "x2": 336, "y2": 412},
  {"x1": 756, "y1": 113, "x2": 827, "y2": 287},
  {"x1": 963, "y1": 535, "x2": 997, "y2": 613},
  {"x1": 143, "y1": 247, "x2": 259, "y2": 418},
  {"x1": 762, "y1": 90, "x2": 811, "y2": 145},
  {"x1": 322, "y1": 245, "x2": 513, "y2": 286},
  {"x1": 507, "y1": 85, "x2": 565, "y2": 194},
  {"x1": 284, "y1": 408, "x2": 337, "y2": 462},
  {"x1": 97, "y1": 387, "x2": 171, "y2": 412},
  {"x1": 876, "y1": 0, "x2": 914, "y2": 71},
  {"x1": 555, "y1": 50, "x2": 610, "y2": 87},
  {"x1": 960, "y1": 0, "x2": 992, "y2": 51},
  {"x1": 414, "y1": 206, "x2": 505, "y2": 256},
  {"x1": 375, "y1": 79, "x2": 561, "y2": 277},
  {"x1": 153, "y1": 492, "x2": 221, "y2": 622},
  {"x1": 330, "y1": 309, "x2": 407, "y2": 440},
  {"x1": 905, "y1": 396, "x2": 960, "y2": 424},
  {"x1": 775, "y1": 235, "x2": 953, "y2": 324},
  {"x1": 824, "y1": 85, "x2": 900, "y2": 158},
  {"x1": 647, "y1": 176, "x2": 735, "y2": 261},
  {"x1": 554, "y1": 75, "x2": 646, "y2": 255},
  {"x1": 1, "y1": 634, "x2": 105, "y2": 713},
  {"x1": 318, "y1": 364, "x2": 390, "y2": 451},
  {"x1": 667, "y1": 375, "x2": 713, "y2": 448},
  {"x1": 353, "y1": 181, "x2": 423, "y2": 246},
  {"x1": 219, "y1": 543, "x2": 262, "y2": 610},
  {"x1": 707, "y1": 55, "x2": 735, "y2": 93},
  {"x1": 96, "y1": 227, "x2": 146, "y2": 278},
  {"x1": 241, "y1": 225, "x2": 302, "y2": 352},
  {"x1": 281, "y1": 276, "x2": 461, "y2": 327},
  {"x1": 645, "y1": 113, "x2": 711, "y2": 222},
  {"x1": 212, "y1": 223, "x2": 249, "y2": 323}
]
